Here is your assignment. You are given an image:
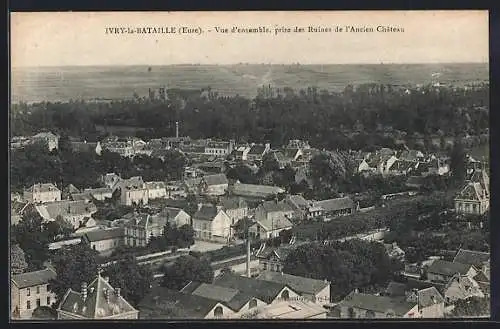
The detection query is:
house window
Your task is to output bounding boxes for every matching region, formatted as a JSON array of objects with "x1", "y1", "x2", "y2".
[
  {"x1": 93, "y1": 245, "x2": 96, "y2": 250},
  {"x1": 36, "y1": 286, "x2": 40, "y2": 294},
  {"x1": 26, "y1": 301, "x2": 31, "y2": 310},
  {"x1": 27, "y1": 288, "x2": 31, "y2": 296},
  {"x1": 249, "y1": 299, "x2": 258, "y2": 309},
  {"x1": 214, "y1": 306, "x2": 223, "y2": 318},
  {"x1": 47, "y1": 297, "x2": 51, "y2": 306},
  {"x1": 281, "y1": 290, "x2": 290, "y2": 301},
  {"x1": 36, "y1": 299, "x2": 41, "y2": 308}
]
